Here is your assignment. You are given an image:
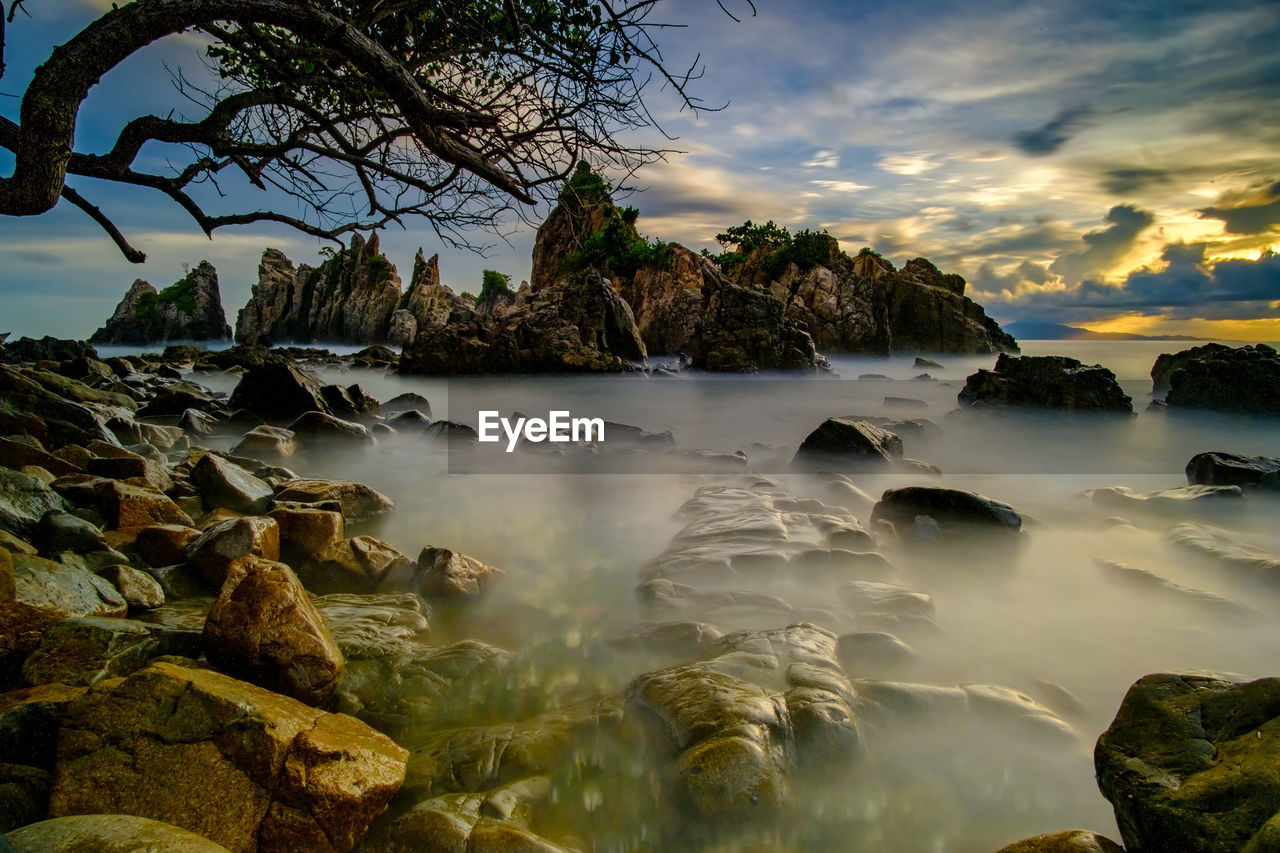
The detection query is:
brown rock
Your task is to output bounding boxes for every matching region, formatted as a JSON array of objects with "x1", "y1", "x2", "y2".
[
  {"x1": 230, "y1": 425, "x2": 298, "y2": 458},
  {"x1": 0, "y1": 682, "x2": 88, "y2": 769},
  {"x1": 48, "y1": 659, "x2": 407, "y2": 852},
  {"x1": 273, "y1": 478, "x2": 394, "y2": 521},
  {"x1": 203, "y1": 558, "x2": 345, "y2": 706},
  {"x1": 191, "y1": 453, "x2": 274, "y2": 513},
  {"x1": 184, "y1": 516, "x2": 280, "y2": 586},
  {"x1": 8, "y1": 814, "x2": 233, "y2": 852},
  {"x1": 298, "y1": 537, "x2": 413, "y2": 595},
  {"x1": 413, "y1": 547, "x2": 504, "y2": 599},
  {"x1": 135, "y1": 523, "x2": 202, "y2": 567},
  {"x1": 995, "y1": 830, "x2": 1125, "y2": 853},
  {"x1": 86, "y1": 453, "x2": 173, "y2": 492},
  {"x1": 96, "y1": 564, "x2": 165, "y2": 610},
  {"x1": 287, "y1": 411, "x2": 375, "y2": 446},
  {"x1": 95, "y1": 481, "x2": 192, "y2": 533},
  {"x1": 0, "y1": 436, "x2": 82, "y2": 476},
  {"x1": 21, "y1": 616, "x2": 164, "y2": 687},
  {"x1": 267, "y1": 507, "x2": 345, "y2": 567}
]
